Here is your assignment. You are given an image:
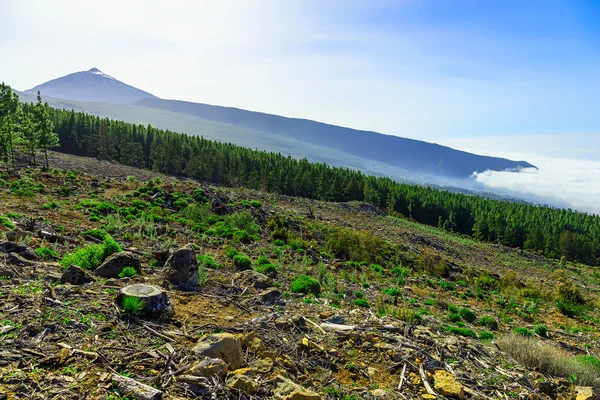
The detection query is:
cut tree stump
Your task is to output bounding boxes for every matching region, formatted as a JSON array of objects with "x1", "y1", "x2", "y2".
[
  {"x1": 111, "y1": 373, "x2": 163, "y2": 400},
  {"x1": 116, "y1": 284, "x2": 172, "y2": 316}
]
